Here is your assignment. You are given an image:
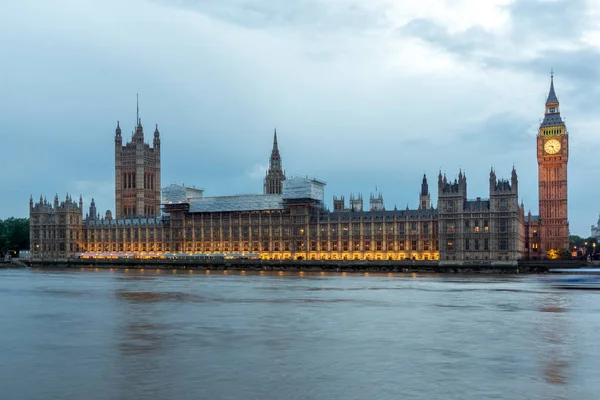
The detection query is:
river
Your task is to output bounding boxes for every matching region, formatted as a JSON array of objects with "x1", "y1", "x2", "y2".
[{"x1": 1, "y1": 268, "x2": 599, "y2": 399}]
